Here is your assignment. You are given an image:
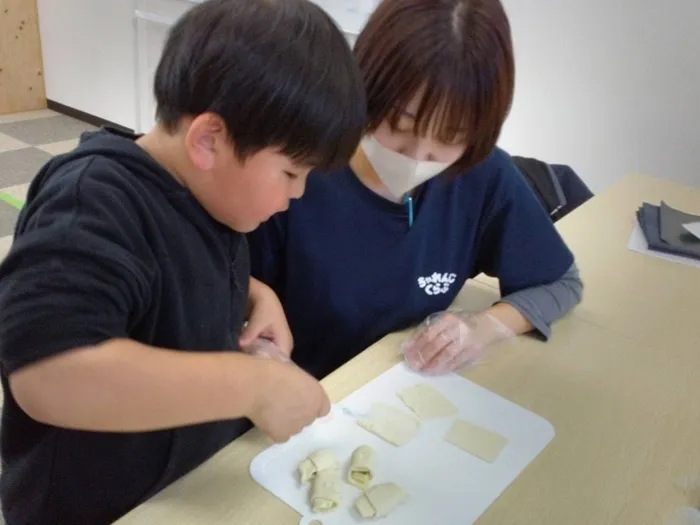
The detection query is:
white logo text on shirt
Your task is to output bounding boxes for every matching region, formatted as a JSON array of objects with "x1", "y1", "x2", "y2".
[{"x1": 417, "y1": 272, "x2": 457, "y2": 296}]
